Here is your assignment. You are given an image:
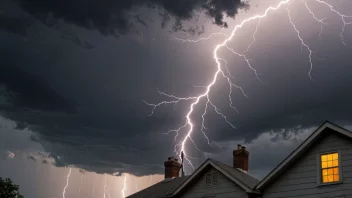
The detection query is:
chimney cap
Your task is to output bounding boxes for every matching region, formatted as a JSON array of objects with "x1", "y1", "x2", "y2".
[
  {"x1": 168, "y1": 157, "x2": 175, "y2": 160},
  {"x1": 164, "y1": 156, "x2": 181, "y2": 179},
  {"x1": 241, "y1": 146, "x2": 246, "y2": 150},
  {"x1": 237, "y1": 144, "x2": 242, "y2": 149}
]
